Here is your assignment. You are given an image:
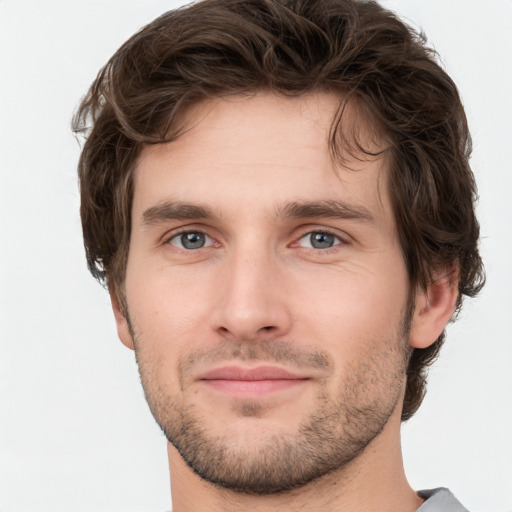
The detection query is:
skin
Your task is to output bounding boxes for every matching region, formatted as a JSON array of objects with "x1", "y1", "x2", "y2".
[{"x1": 111, "y1": 92, "x2": 457, "y2": 512}]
